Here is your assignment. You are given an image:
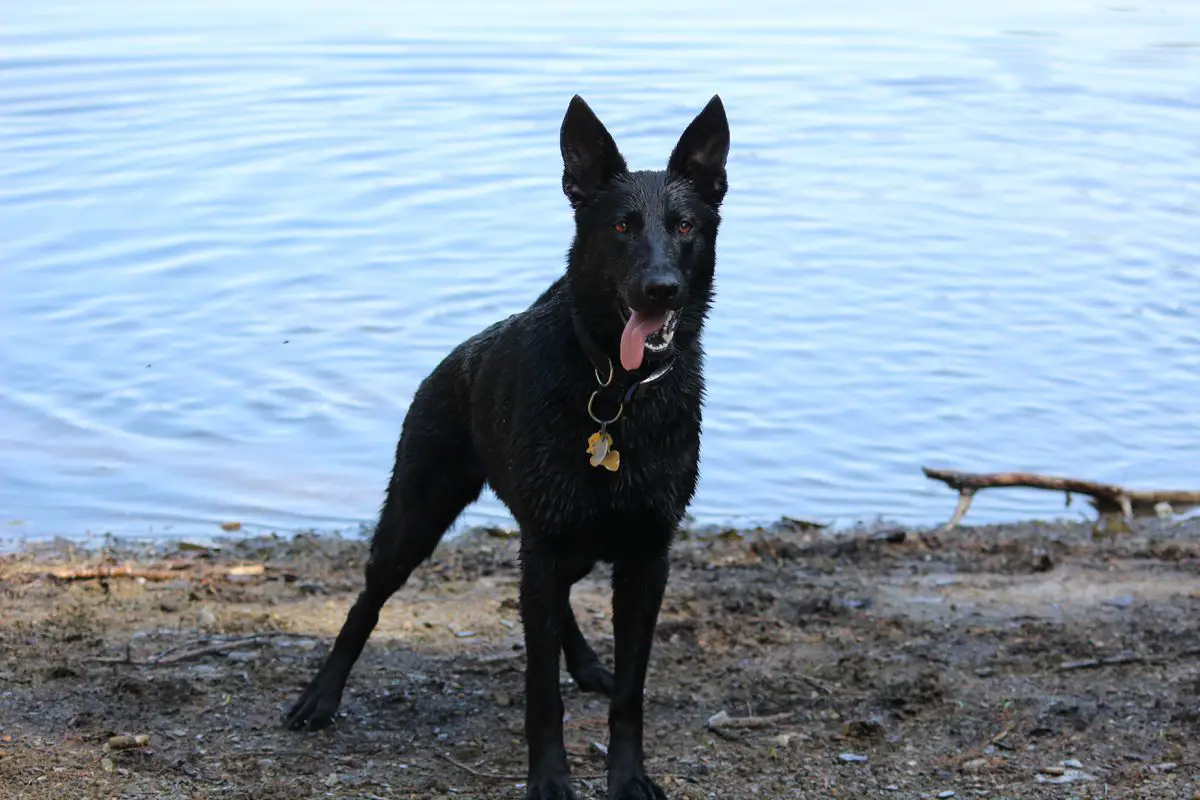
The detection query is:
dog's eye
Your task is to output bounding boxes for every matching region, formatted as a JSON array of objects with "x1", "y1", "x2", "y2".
[
  {"x1": 677, "y1": 220, "x2": 694, "y2": 234},
  {"x1": 613, "y1": 220, "x2": 629, "y2": 234}
]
